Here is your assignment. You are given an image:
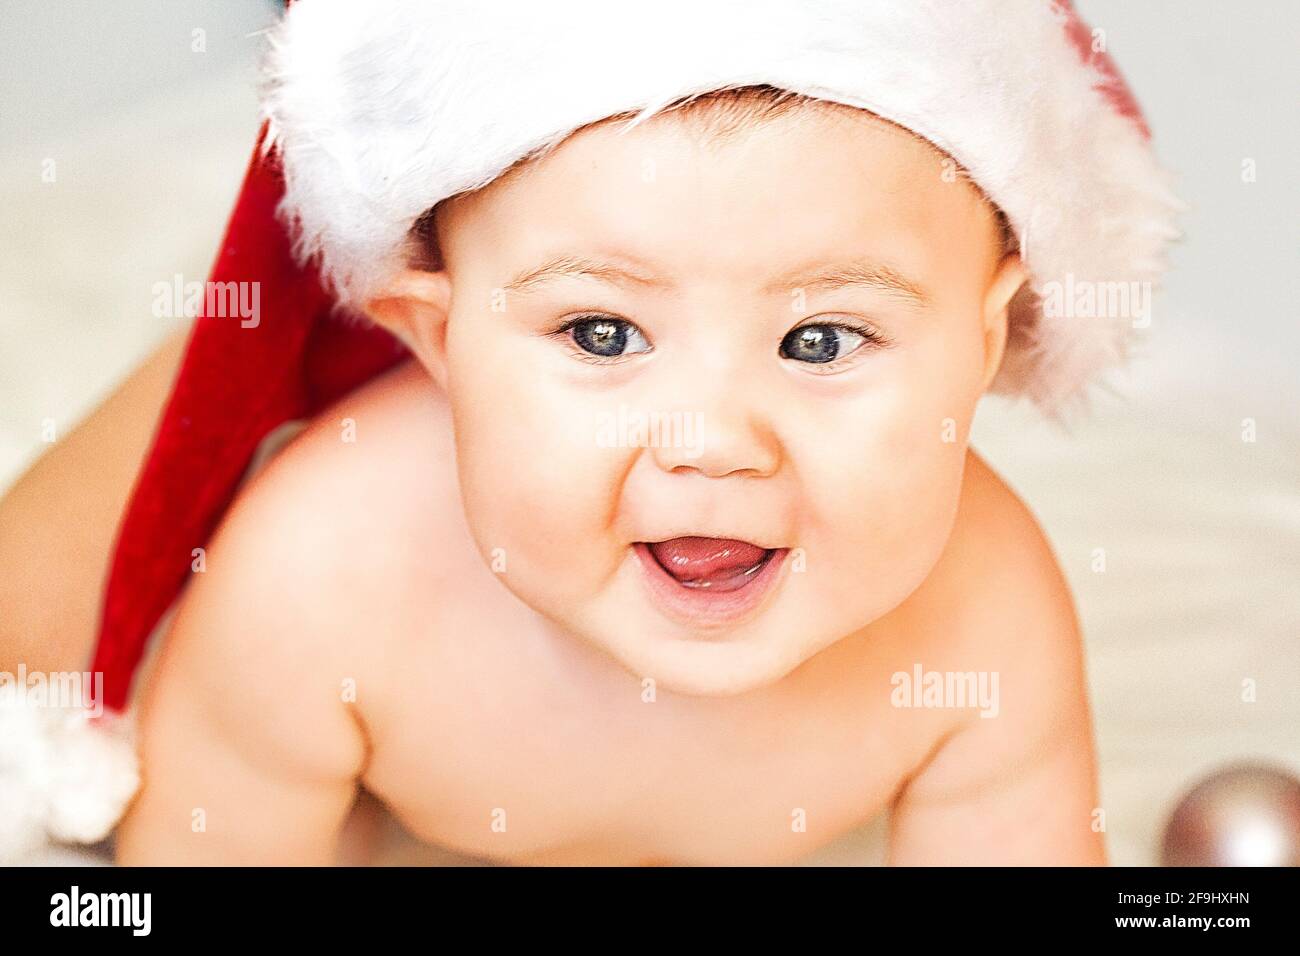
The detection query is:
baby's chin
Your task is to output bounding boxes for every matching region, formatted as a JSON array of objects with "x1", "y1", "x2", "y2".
[
  {"x1": 601, "y1": 635, "x2": 817, "y2": 698},
  {"x1": 535, "y1": 552, "x2": 843, "y2": 698}
]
